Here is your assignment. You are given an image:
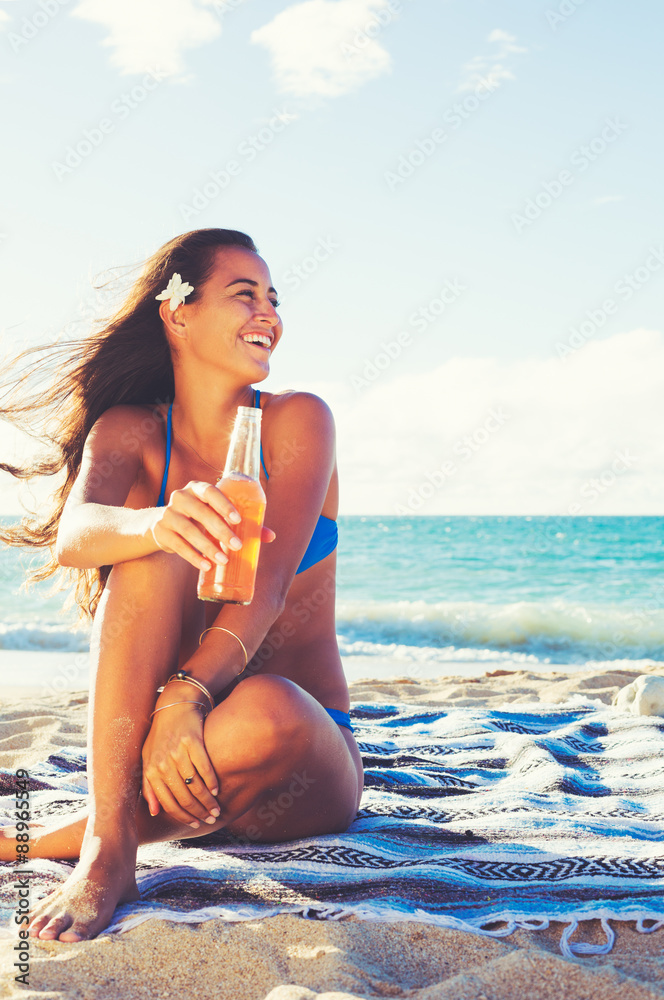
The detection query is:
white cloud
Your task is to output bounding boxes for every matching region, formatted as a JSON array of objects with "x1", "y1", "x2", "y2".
[
  {"x1": 299, "y1": 328, "x2": 664, "y2": 515},
  {"x1": 487, "y1": 28, "x2": 526, "y2": 52},
  {"x1": 251, "y1": 0, "x2": 395, "y2": 99},
  {"x1": 458, "y1": 28, "x2": 527, "y2": 93},
  {"x1": 71, "y1": 0, "x2": 221, "y2": 79}
]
